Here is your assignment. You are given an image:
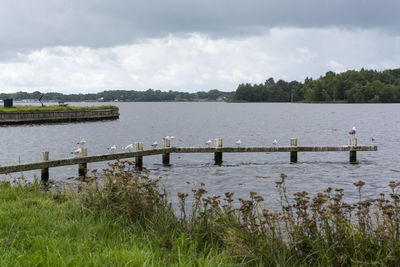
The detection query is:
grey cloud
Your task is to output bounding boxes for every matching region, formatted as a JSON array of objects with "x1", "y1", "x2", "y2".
[
  {"x1": 0, "y1": 0, "x2": 399, "y2": 58},
  {"x1": 1, "y1": 28, "x2": 398, "y2": 93}
]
